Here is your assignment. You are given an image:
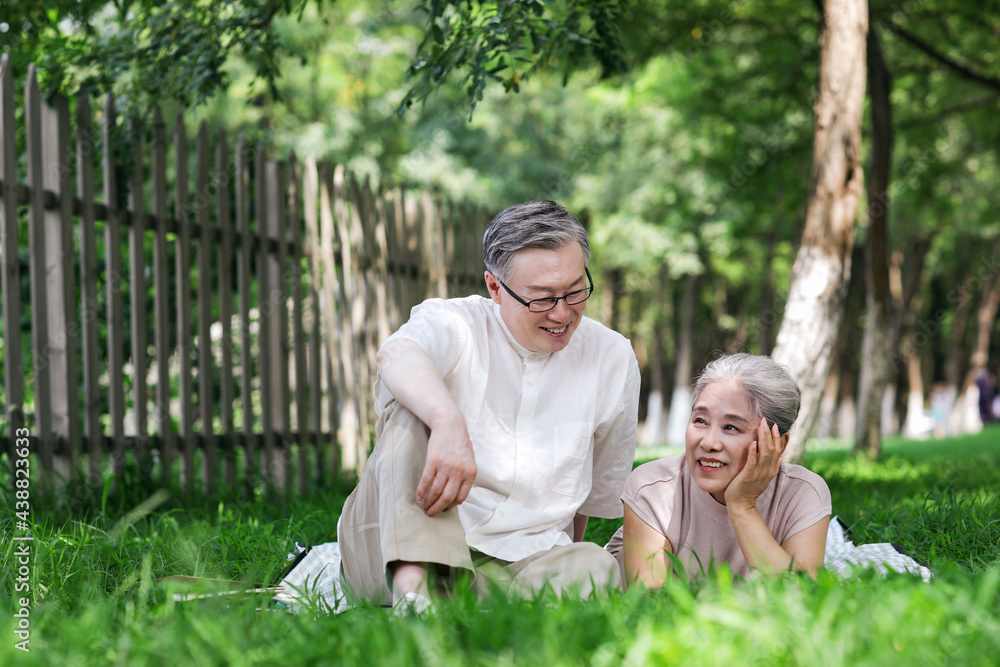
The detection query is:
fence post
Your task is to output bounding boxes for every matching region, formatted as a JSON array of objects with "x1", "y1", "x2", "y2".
[
  {"x1": 175, "y1": 114, "x2": 195, "y2": 491},
  {"x1": 330, "y1": 164, "x2": 359, "y2": 471},
  {"x1": 151, "y1": 107, "x2": 175, "y2": 484},
  {"x1": 25, "y1": 67, "x2": 53, "y2": 491},
  {"x1": 403, "y1": 190, "x2": 422, "y2": 315},
  {"x1": 255, "y1": 144, "x2": 278, "y2": 490},
  {"x1": 216, "y1": 130, "x2": 236, "y2": 487},
  {"x1": 304, "y1": 159, "x2": 336, "y2": 479},
  {"x1": 348, "y1": 173, "x2": 373, "y2": 465},
  {"x1": 42, "y1": 92, "x2": 81, "y2": 487},
  {"x1": 289, "y1": 153, "x2": 311, "y2": 493},
  {"x1": 195, "y1": 122, "x2": 217, "y2": 495},
  {"x1": 264, "y1": 157, "x2": 290, "y2": 492},
  {"x1": 127, "y1": 118, "x2": 149, "y2": 478},
  {"x1": 76, "y1": 92, "x2": 101, "y2": 485},
  {"x1": 100, "y1": 94, "x2": 126, "y2": 482},
  {"x1": 236, "y1": 134, "x2": 256, "y2": 489},
  {"x1": 0, "y1": 54, "x2": 24, "y2": 451}
]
